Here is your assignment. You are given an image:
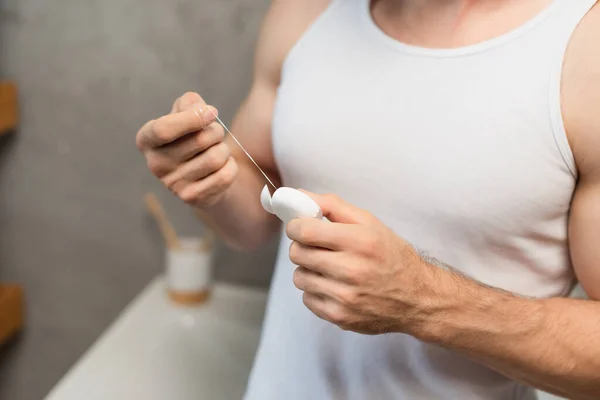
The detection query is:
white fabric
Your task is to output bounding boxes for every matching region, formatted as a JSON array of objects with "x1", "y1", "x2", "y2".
[{"x1": 244, "y1": 0, "x2": 597, "y2": 398}]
